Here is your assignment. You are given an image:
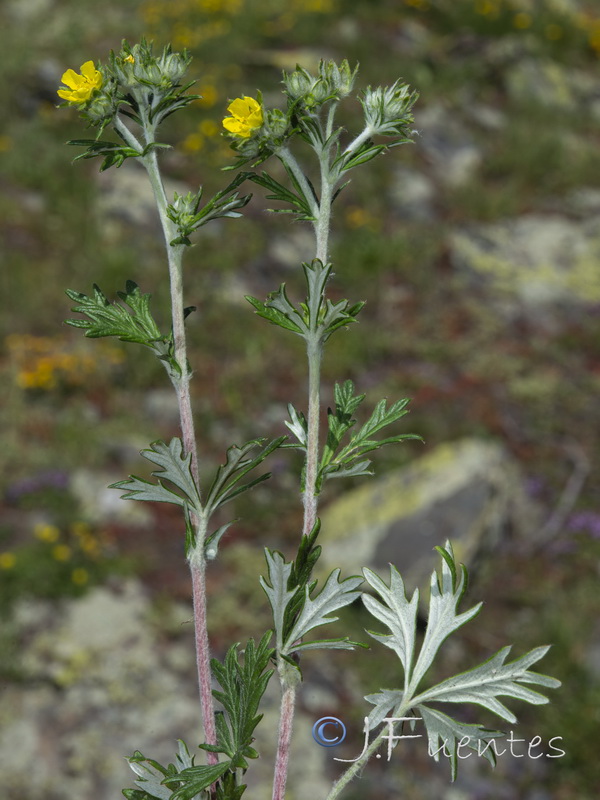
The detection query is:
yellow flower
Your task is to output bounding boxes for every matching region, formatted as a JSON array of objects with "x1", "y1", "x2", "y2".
[
  {"x1": 124, "y1": 54, "x2": 135, "y2": 64},
  {"x1": 72, "y1": 567, "x2": 89, "y2": 586},
  {"x1": 52, "y1": 544, "x2": 72, "y2": 562},
  {"x1": 34, "y1": 523, "x2": 60, "y2": 543},
  {"x1": 223, "y1": 96, "x2": 263, "y2": 138},
  {"x1": 57, "y1": 61, "x2": 103, "y2": 104},
  {"x1": 0, "y1": 552, "x2": 16, "y2": 569}
]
